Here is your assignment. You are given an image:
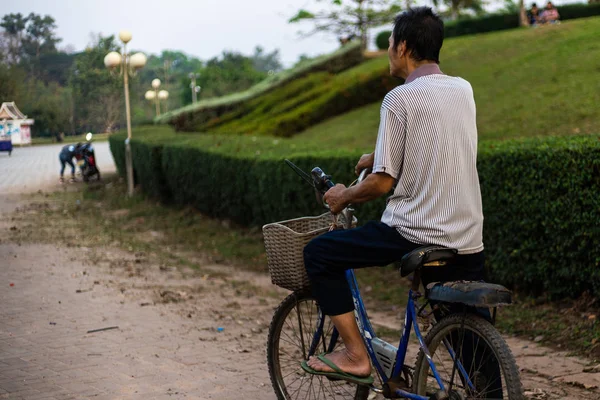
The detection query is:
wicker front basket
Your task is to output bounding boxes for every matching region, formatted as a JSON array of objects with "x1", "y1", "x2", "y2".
[{"x1": 262, "y1": 212, "x2": 356, "y2": 292}]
